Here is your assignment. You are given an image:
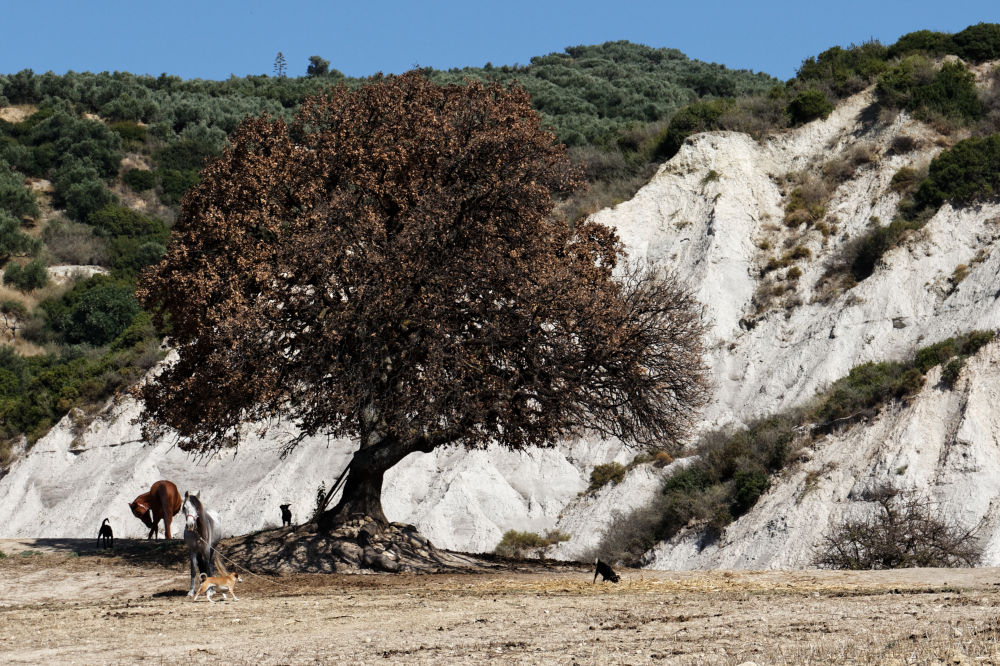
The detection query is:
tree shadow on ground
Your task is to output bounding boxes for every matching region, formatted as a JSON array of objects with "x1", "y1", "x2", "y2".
[
  {"x1": 1, "y1": 537, "x2": 187, "y2": 567},
  {"x1": 5, "y1": 529, "x2": 592, "y2": 578},
  {"x1": 222, "y1": 520, "x2": 590, "y2": 576}
]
